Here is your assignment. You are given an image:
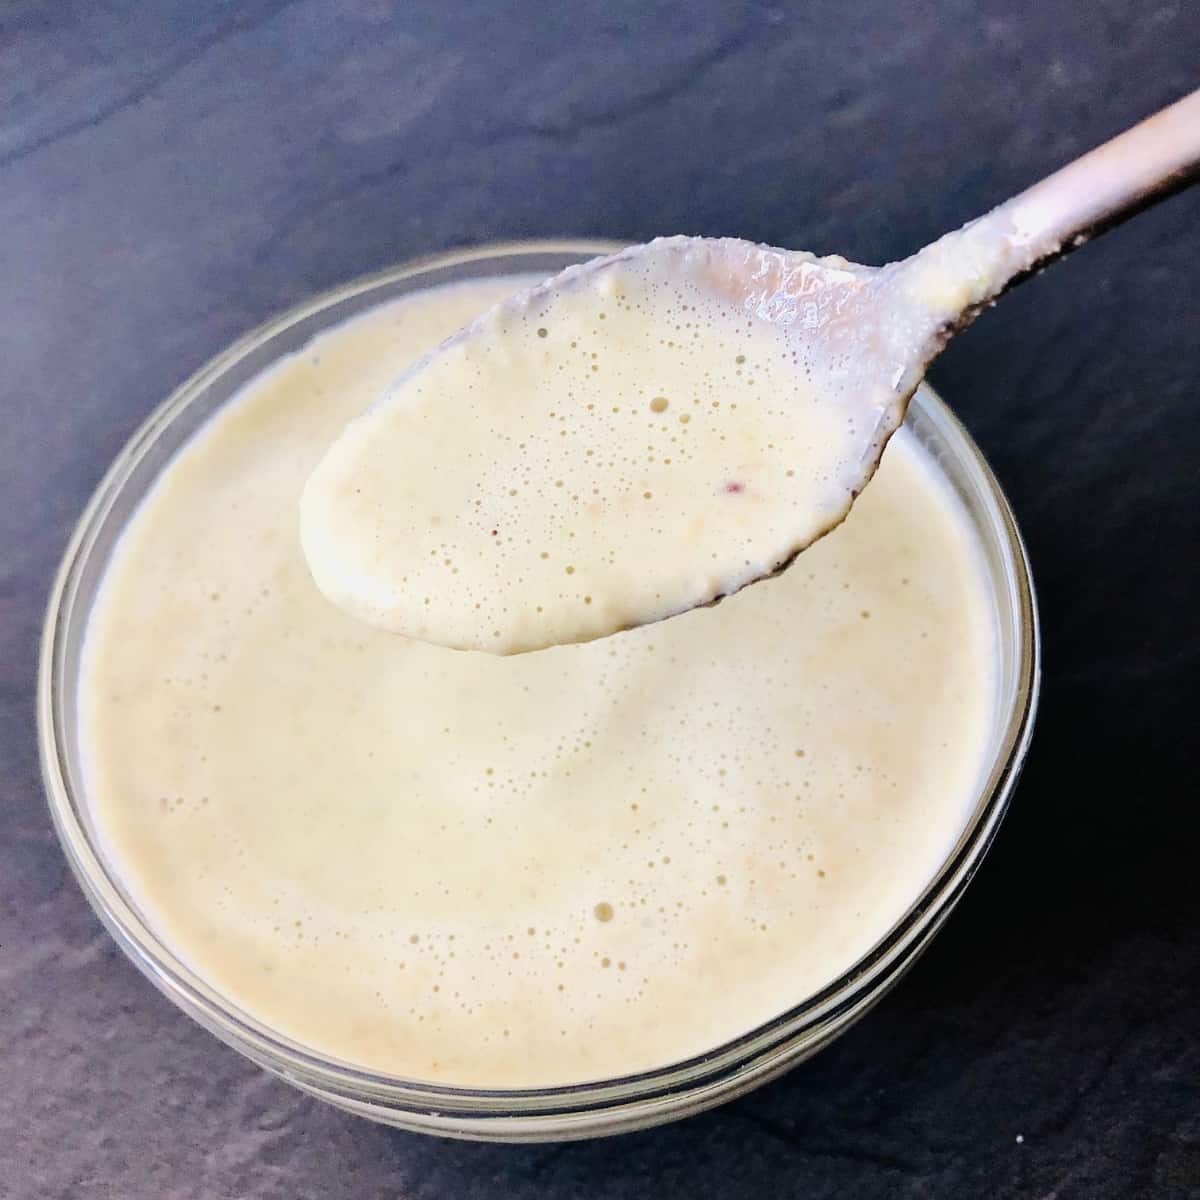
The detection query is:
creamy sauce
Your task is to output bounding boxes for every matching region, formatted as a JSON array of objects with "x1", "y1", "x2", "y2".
[
  {"x1": 80, "y1": 274, "x2": 998, "y2": 1088},
  {"x1": 302, "y1": 238, "x2": 908, "y2": 654}
]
